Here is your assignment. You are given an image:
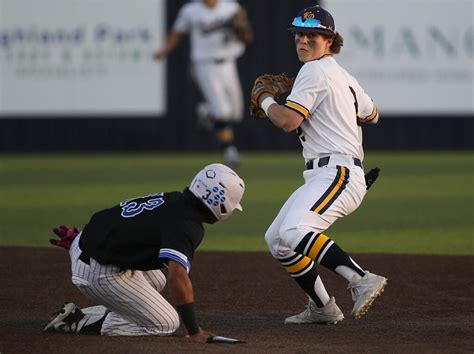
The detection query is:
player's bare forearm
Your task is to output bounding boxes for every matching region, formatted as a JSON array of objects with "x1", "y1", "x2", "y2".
[
  {"x1": 167, "y1": 261, "x2": 217, "y2": 343},
  {"x1": 167, "y1": 260, "x2": 194, "y2": 305},
  {"x1": 259, "y1": 93, "x2": 303, "y2": 132},
  {"x1": 241, "y1": 28, "x2": 254, "y2": 45},
  {"x1": 153, "y1": 30, "x2": 184, "y2": 60},
  {"x1": 268, "y1": 105, "x2": 303, "y2": 132}
]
